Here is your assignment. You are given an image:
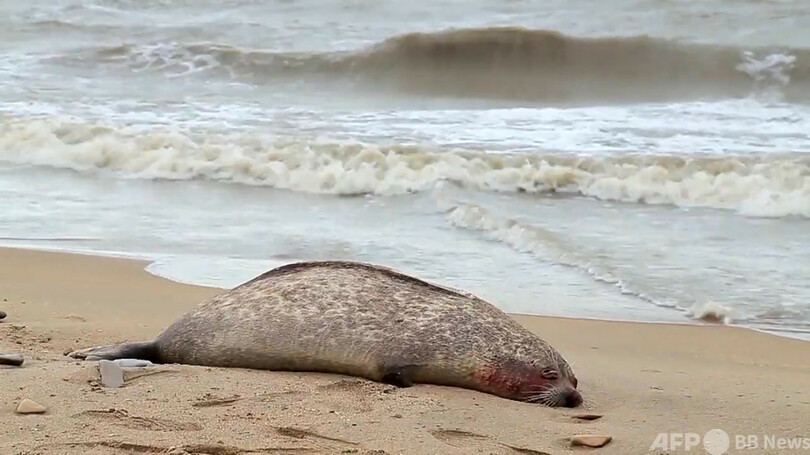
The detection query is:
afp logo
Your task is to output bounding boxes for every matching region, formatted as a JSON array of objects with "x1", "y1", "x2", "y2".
[{"x1": 649, "y1": 429, "x2": 730, "y2": 454}]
